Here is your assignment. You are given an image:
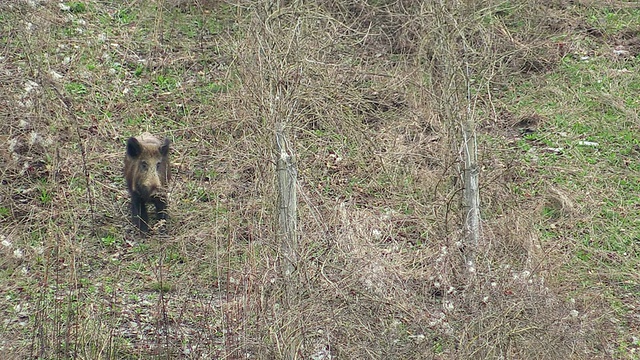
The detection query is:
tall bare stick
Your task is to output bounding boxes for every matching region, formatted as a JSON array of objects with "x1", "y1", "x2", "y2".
[
  {"x1": 461, "y1": 97, "x2": 480, "y2": 267},
  {"x1": 276, "y1": 123, "x2": 297, "y2": 279},
  {"x1": 460, "y1": 11, "x2": 480, "y2": 270}
]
